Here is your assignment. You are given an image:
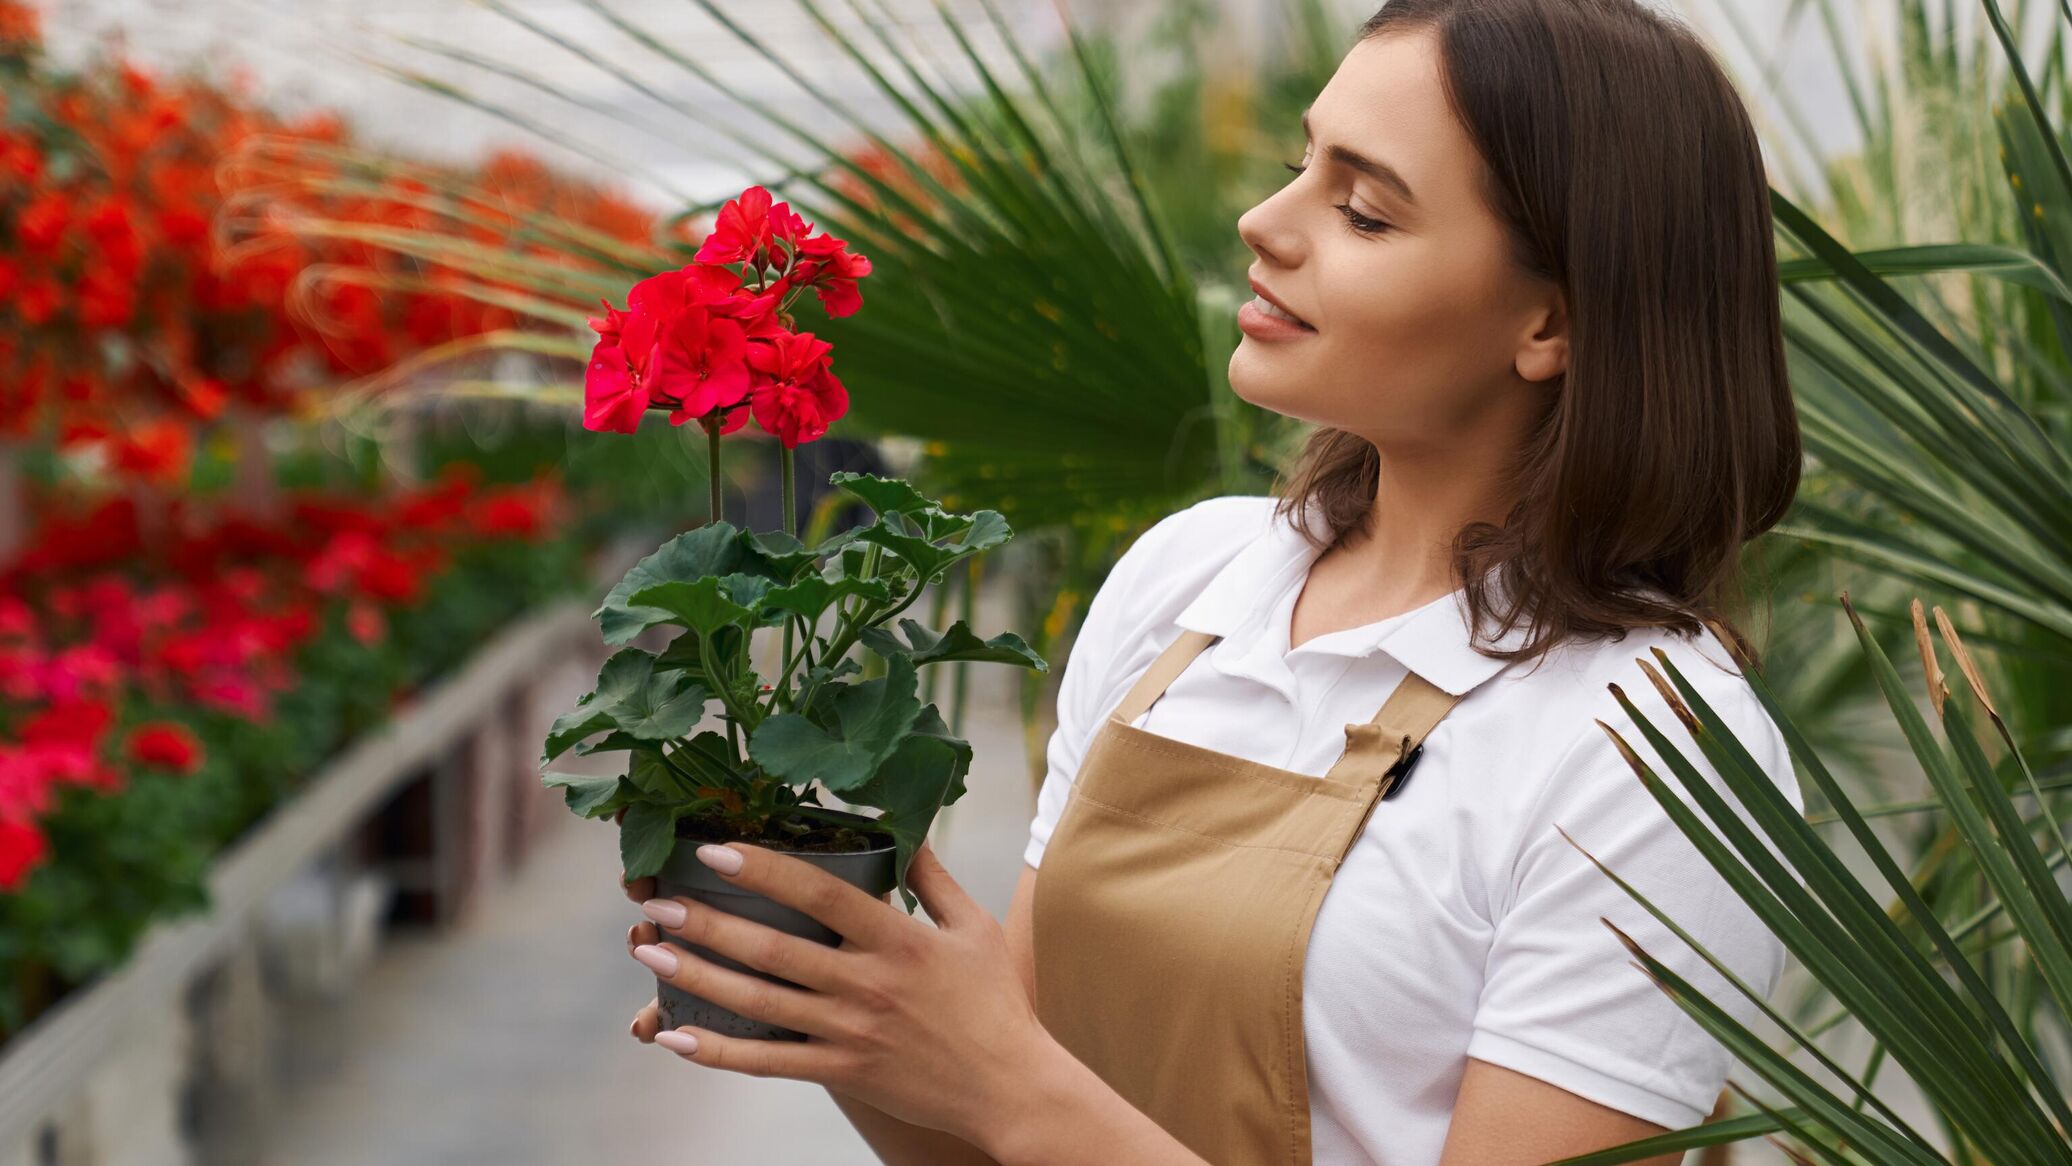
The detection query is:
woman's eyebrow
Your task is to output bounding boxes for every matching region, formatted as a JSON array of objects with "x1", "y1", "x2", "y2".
[{"x1": 1301, "y1": 107, "x2": 1420, "y2": 208}]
